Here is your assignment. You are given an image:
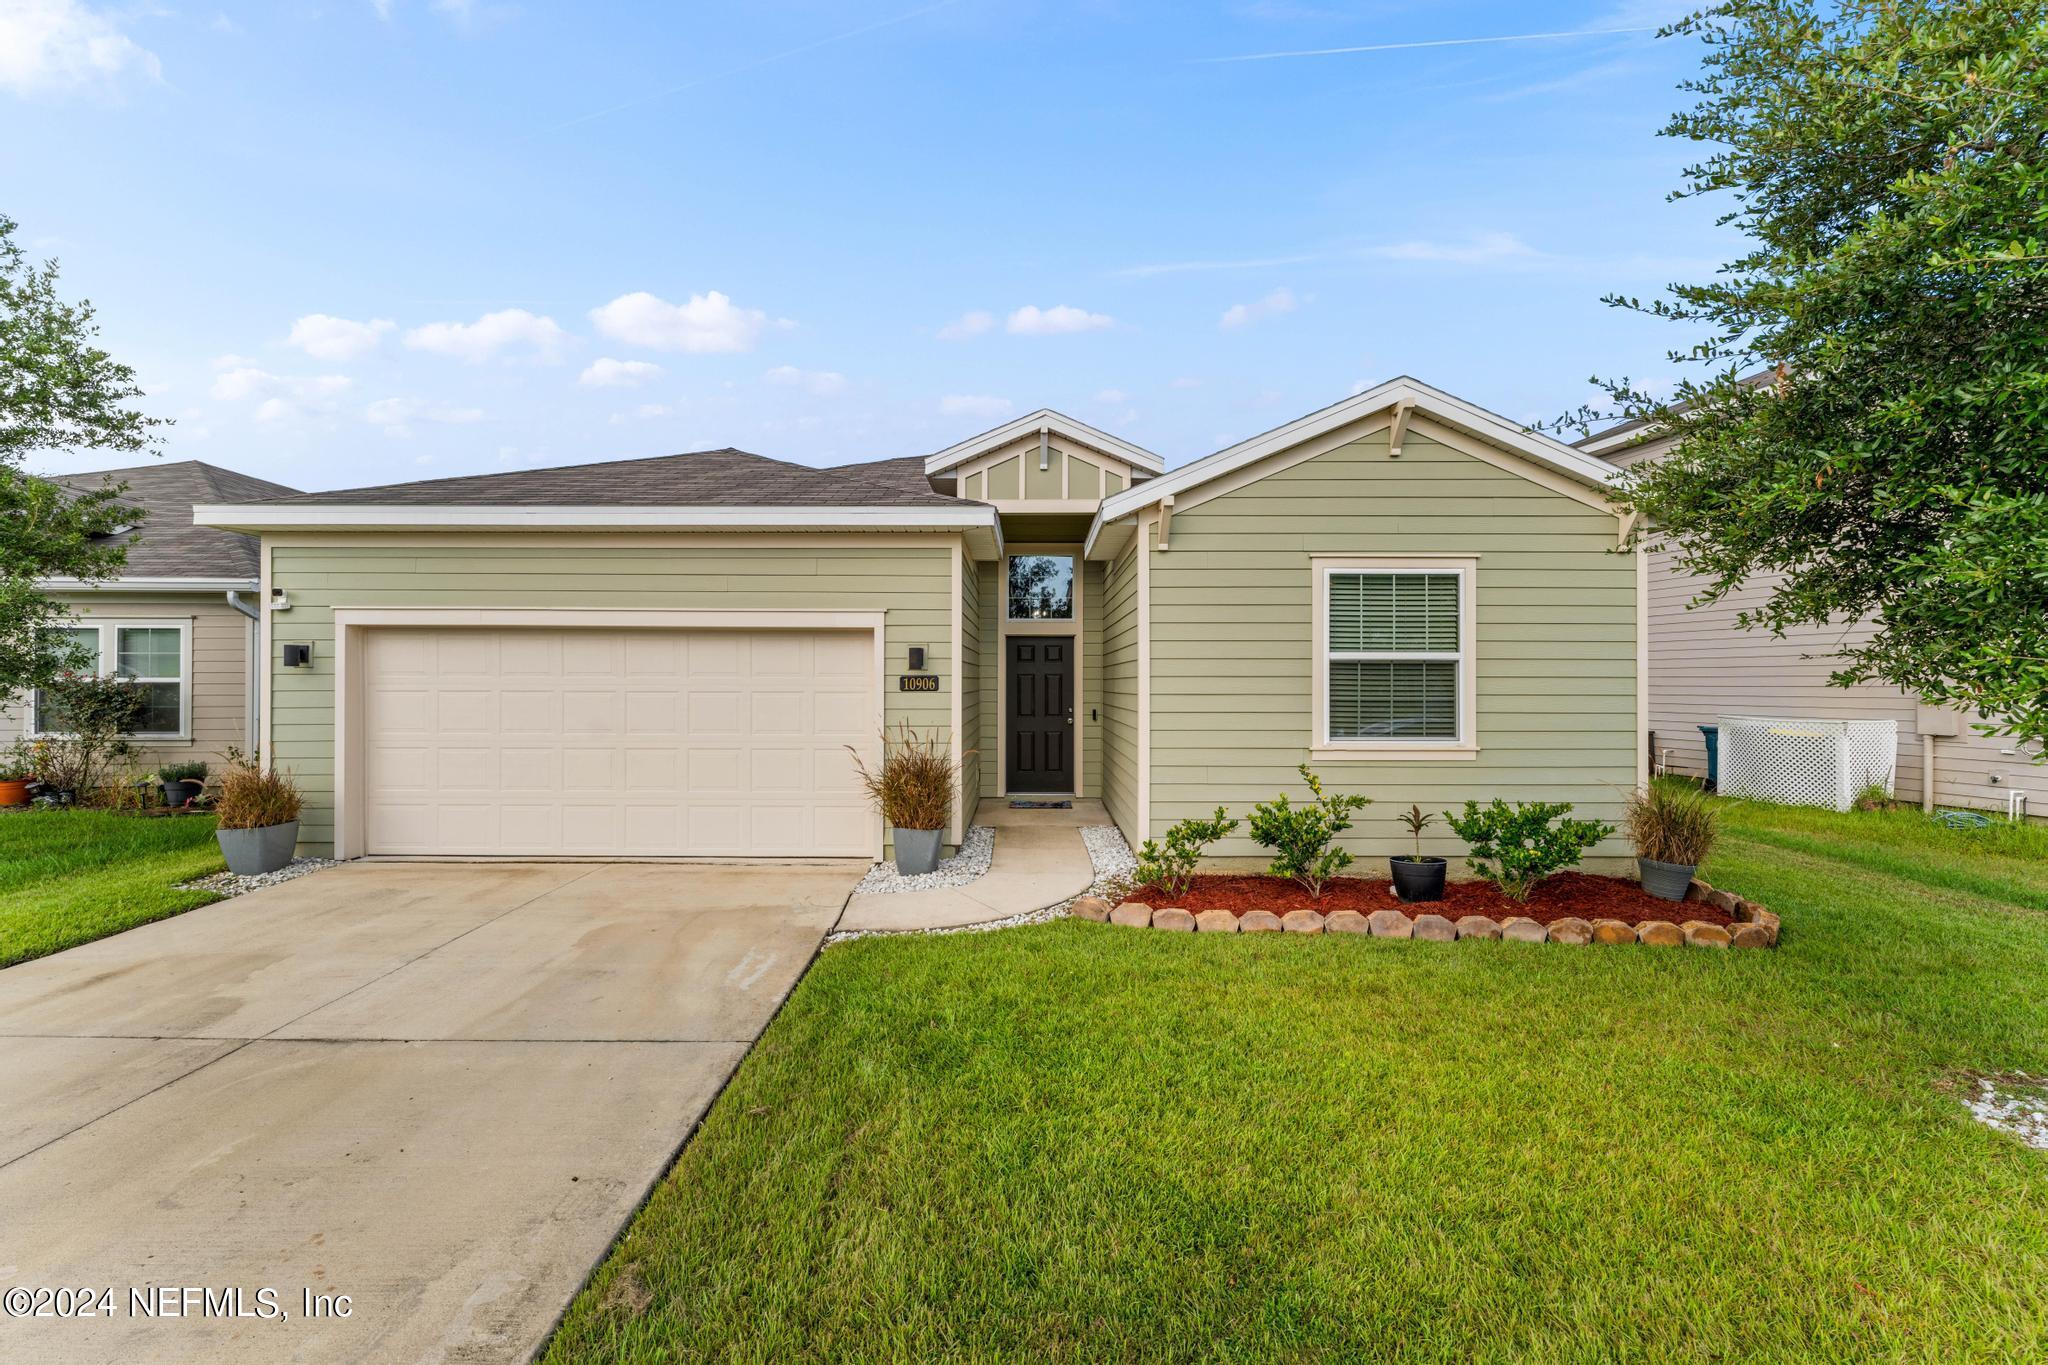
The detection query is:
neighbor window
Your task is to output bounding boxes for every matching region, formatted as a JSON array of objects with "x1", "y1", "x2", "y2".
[
  {"x1": 1316, "y1": 561, "x2": 1472, "y2": 750},
  {"x1": 31, "y1": 620, "x2": 190, "y2": 739},
  {"x1": 1008, "y1": 554, "x2": 1075, "y2": 620}
]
